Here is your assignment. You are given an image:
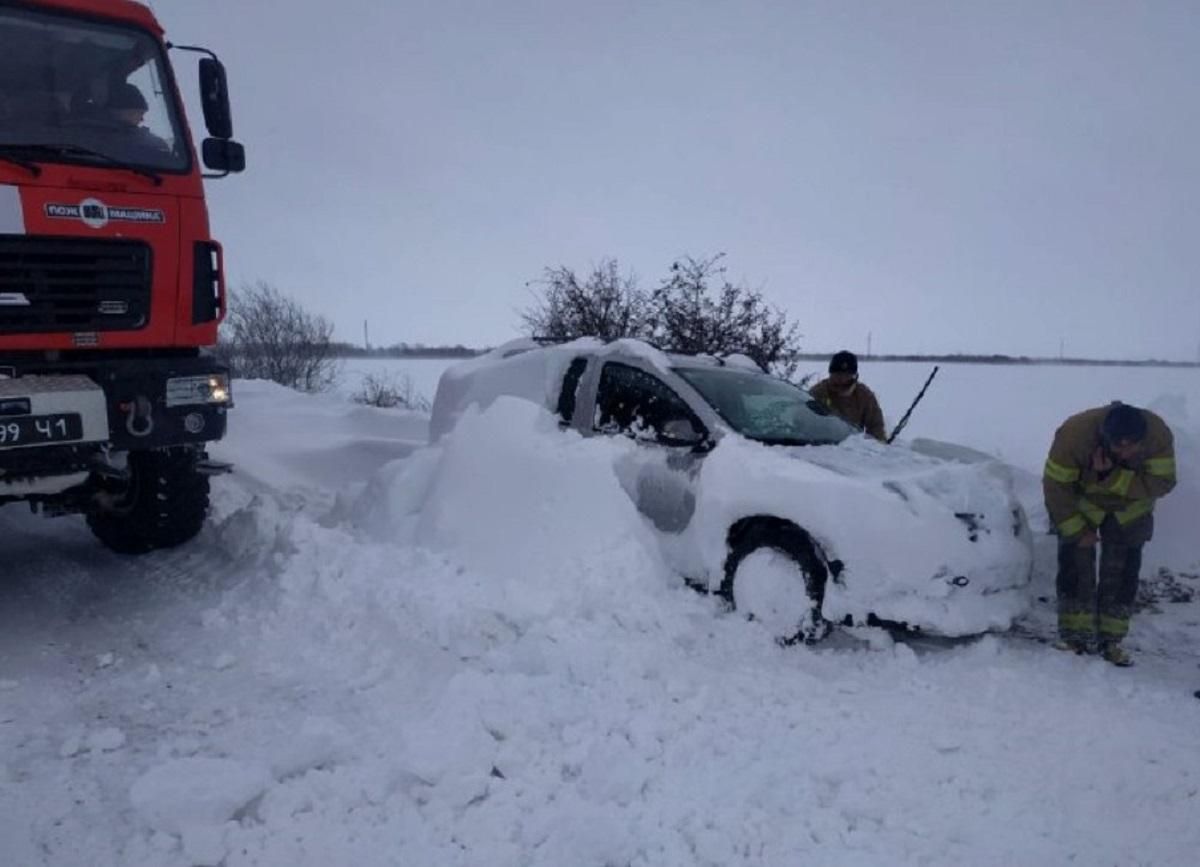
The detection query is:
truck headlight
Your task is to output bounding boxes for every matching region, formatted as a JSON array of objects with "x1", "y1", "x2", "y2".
[
  {"x1": 166, "y1": 374, "x2": 232, "y2": 408},
  {"x1": 207, "y1": 376, "x2": 231, "y2": 404}
]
